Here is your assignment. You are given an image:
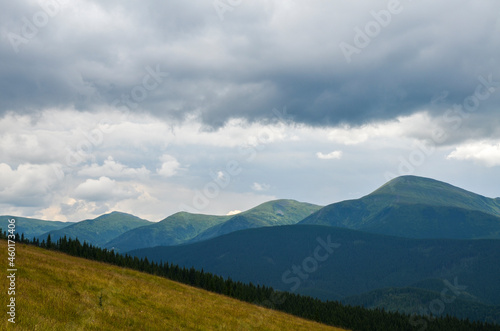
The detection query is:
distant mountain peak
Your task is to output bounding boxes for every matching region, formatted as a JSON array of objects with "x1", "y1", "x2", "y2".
[
  {"x1": 369, "y1": 175, "x2": 486, "y2": 202},
  {"x1": 108, "y1": 211, "x2": 128, "y2": 215},
  {"x1": 300, "y1": 175, "x2": 500, "y2": 238},
  {"x1": 89, "y1": 213, "x2": 123, "y2": 223},
  {"x1": 373, "y1": 175, "x2": 459, "y2": 193},
  {"x1": 101, "y1": 211, "x2": 135, "y2": 217}
]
